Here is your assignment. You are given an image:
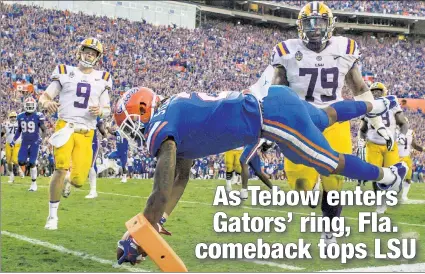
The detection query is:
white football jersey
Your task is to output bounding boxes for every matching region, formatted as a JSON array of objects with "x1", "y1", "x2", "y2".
[
  {"x1": 364, "y1": 102, "x2": 403, "y2": 145},
  {"x1": 271, "y1": 36, "x2": 360, "y2": 108},
  {"x1": 398, "y1": 129, "x2": 414, "y2": 157},
  {"x1": 2, "y1": 121, "x2": 22, "y2": 144},
  {"x1": 48, "y1": 64, "x2": 112, "y2": 129}
]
